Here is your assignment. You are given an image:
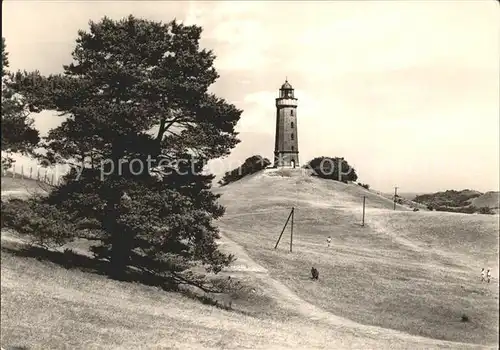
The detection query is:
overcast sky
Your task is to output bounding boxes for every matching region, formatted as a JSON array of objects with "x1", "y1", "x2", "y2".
[{"x1": 2, "y1": 1, "x2": 499, "y2": 193}]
